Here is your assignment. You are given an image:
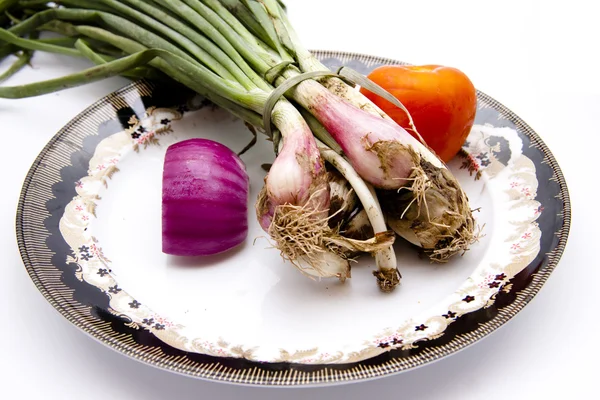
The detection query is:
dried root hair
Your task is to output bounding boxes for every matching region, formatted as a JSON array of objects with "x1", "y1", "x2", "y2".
[
  {"x1": 373, "y1": 267, "x2": 401, "y2": 293},
  {"x1": 267, "y1": 189, "x2": 395, "y2": 281},
  {"x1": 382, "y1": 159, "x2": 481, "y2": 263},
  {"x1": 429, "y1": 219, "x2": 484, "y2": 262}
]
